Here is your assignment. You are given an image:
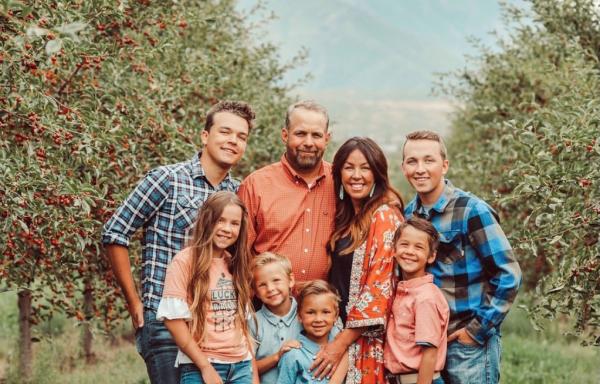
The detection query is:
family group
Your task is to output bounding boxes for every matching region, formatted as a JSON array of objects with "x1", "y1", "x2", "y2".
[{"x1": 101, "y1": 100, "x2": 522, "y2": 384}]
